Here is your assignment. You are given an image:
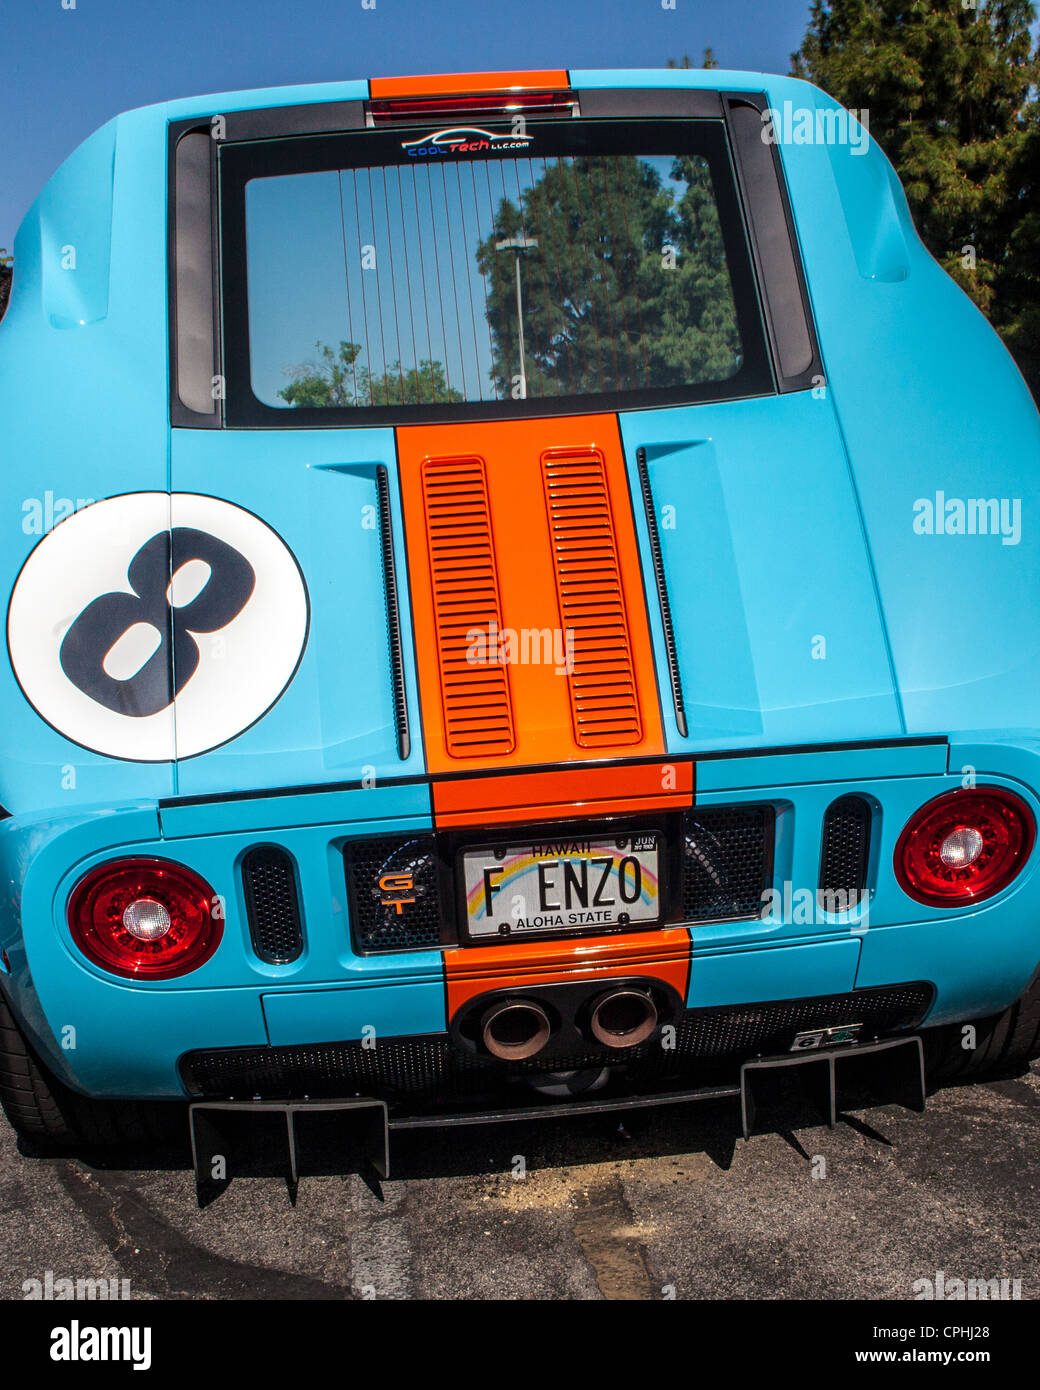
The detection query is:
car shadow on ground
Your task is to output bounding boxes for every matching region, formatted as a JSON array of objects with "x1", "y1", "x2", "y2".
[{"x1": 12, "y1": 1061, "x2": 997, "y2": 1206}]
